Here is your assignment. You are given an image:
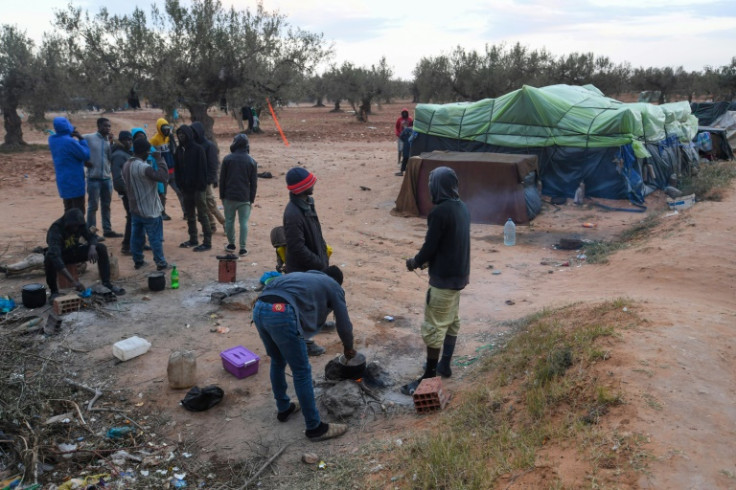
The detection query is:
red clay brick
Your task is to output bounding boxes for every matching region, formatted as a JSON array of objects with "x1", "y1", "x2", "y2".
[{"x1": 413, "y1": 377, "x2": 449, "y2": 413}]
